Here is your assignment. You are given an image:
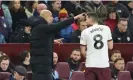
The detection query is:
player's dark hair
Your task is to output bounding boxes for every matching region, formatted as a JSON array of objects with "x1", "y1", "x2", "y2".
[
  {"x1": 114, "y1": 58, "x2": 124, "y2": 63},
  {"x1": 87, "y1": 12, "x2": 98, "y2": 23}
]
